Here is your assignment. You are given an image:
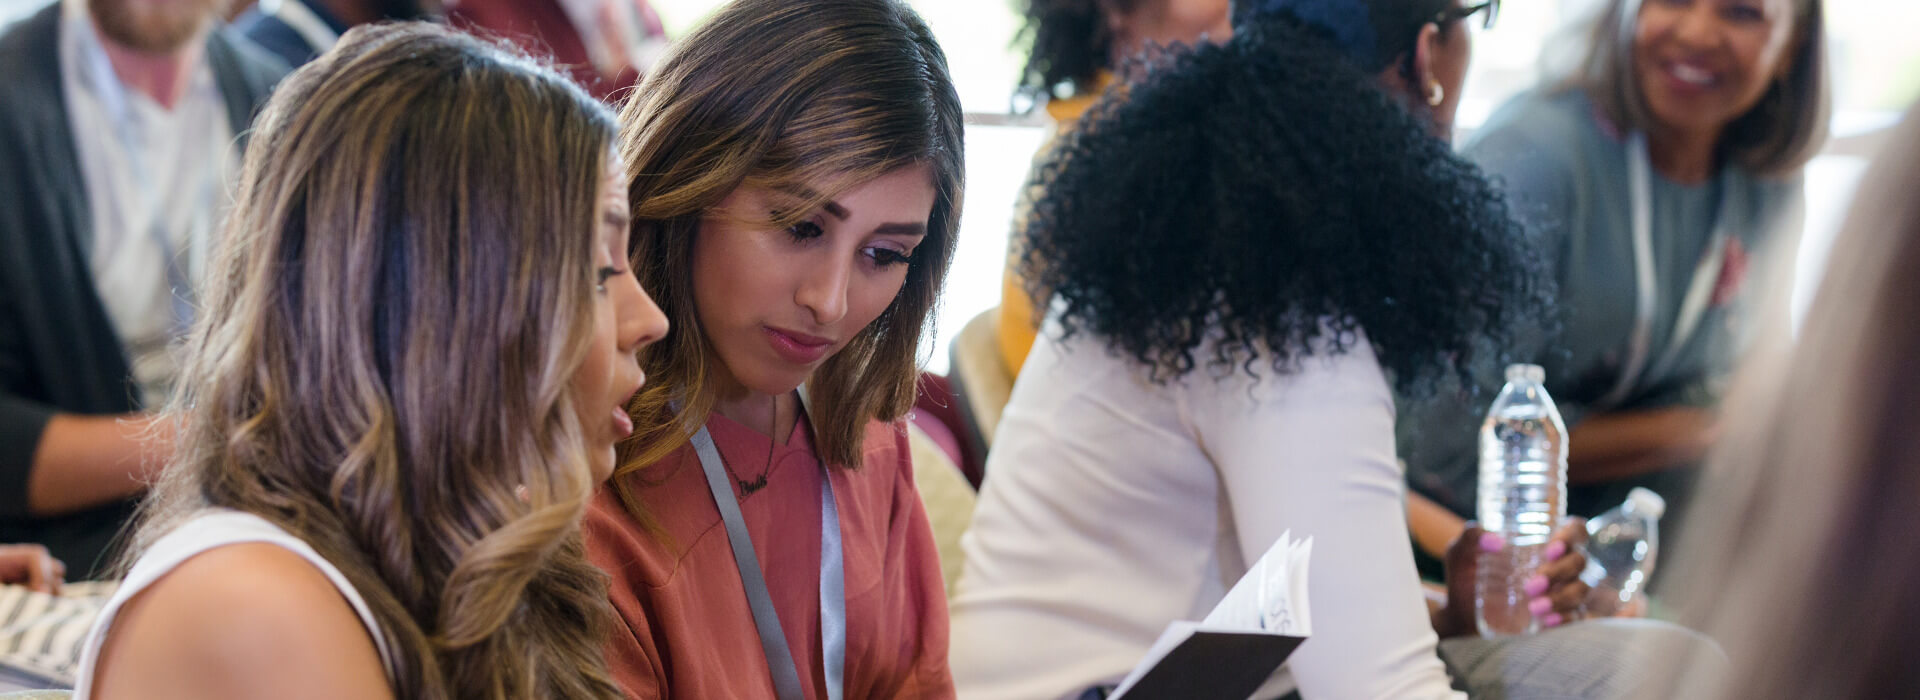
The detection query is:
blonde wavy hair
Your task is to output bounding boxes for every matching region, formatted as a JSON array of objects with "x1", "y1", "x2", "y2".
[
  {"x1": 611, "y1": 0, "x2": 964, "y2": 504},
  {"x1": 128, "y1": 23, "x2": 620, "y2": 699}
]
